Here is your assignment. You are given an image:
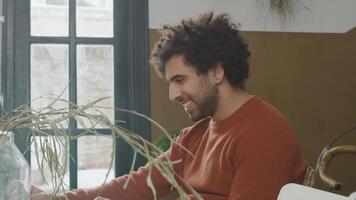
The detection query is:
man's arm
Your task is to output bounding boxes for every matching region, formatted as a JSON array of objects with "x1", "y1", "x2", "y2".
[
  {"x1": 30, "y1": 186, "x2": 109, "y2": 200},
  {"x1": 31, "y1": 155, "x2": 174, "y2": 200},
  {"x1": 227, "y1": 128, "x2": 307, "y2": 200}
]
